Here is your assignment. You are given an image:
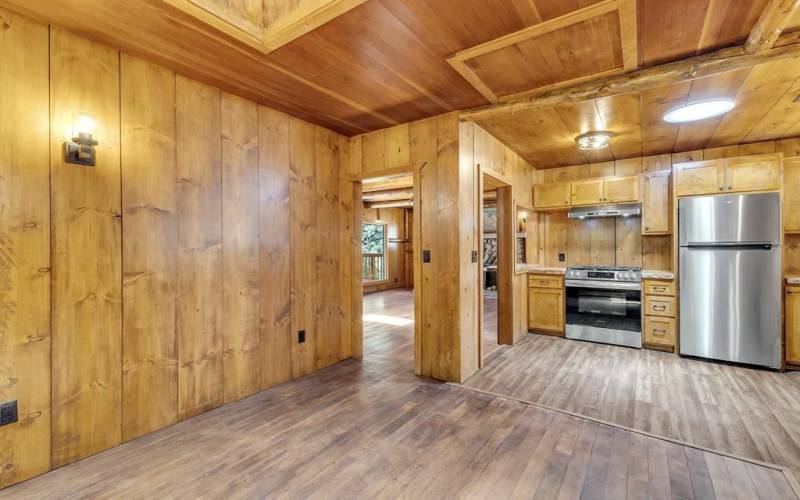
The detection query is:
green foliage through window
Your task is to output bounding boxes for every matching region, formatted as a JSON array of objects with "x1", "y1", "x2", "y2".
[{"x1": 362, "y1": 223, "x2": 385, "y2": 254}]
